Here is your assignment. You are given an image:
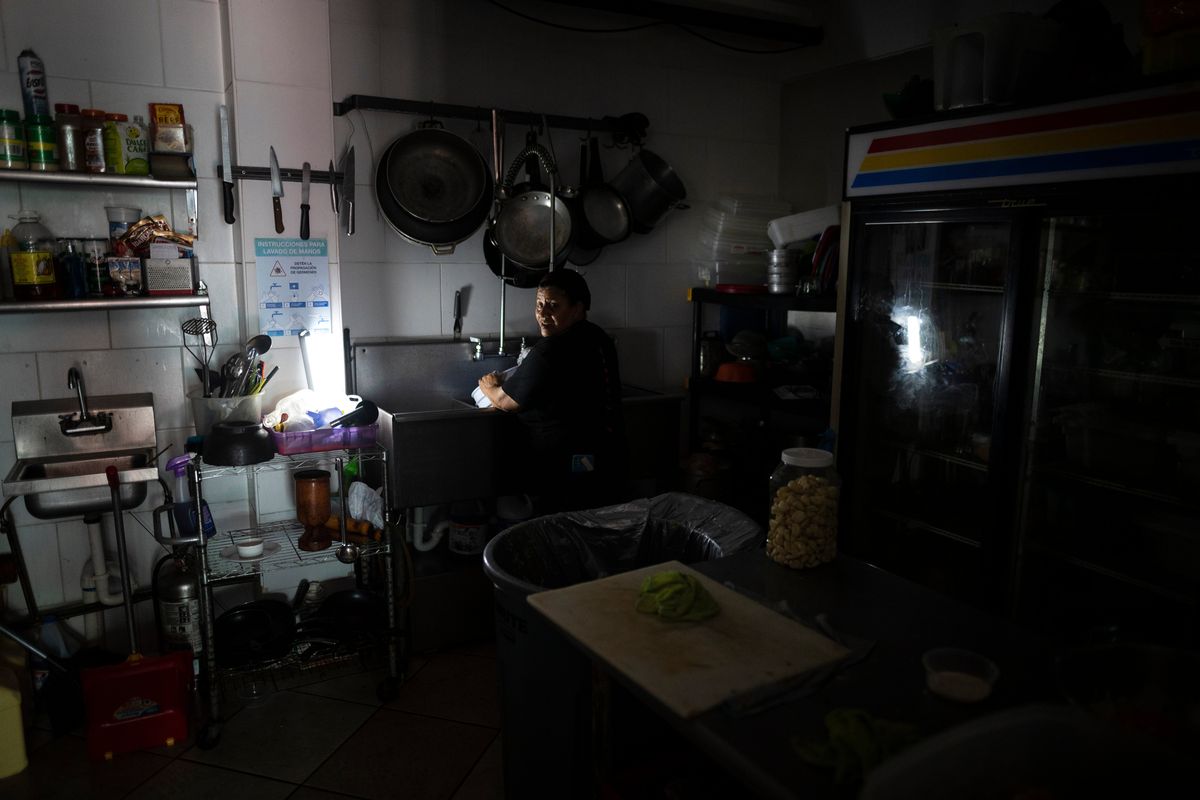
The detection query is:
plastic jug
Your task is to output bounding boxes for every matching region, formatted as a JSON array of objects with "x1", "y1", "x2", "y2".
[{"x1": 166, "y1": 454, "x2": 216, "y2": 539}]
